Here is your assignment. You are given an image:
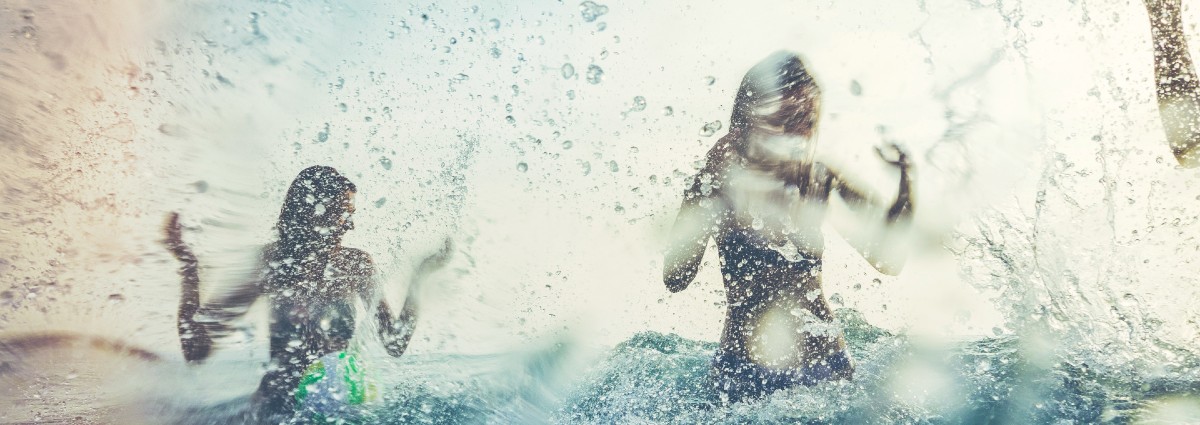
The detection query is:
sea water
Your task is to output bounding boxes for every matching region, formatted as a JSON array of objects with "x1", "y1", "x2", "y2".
[{"x1": 6, "y1": 308, "x2": 1199, "y2": 424}]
